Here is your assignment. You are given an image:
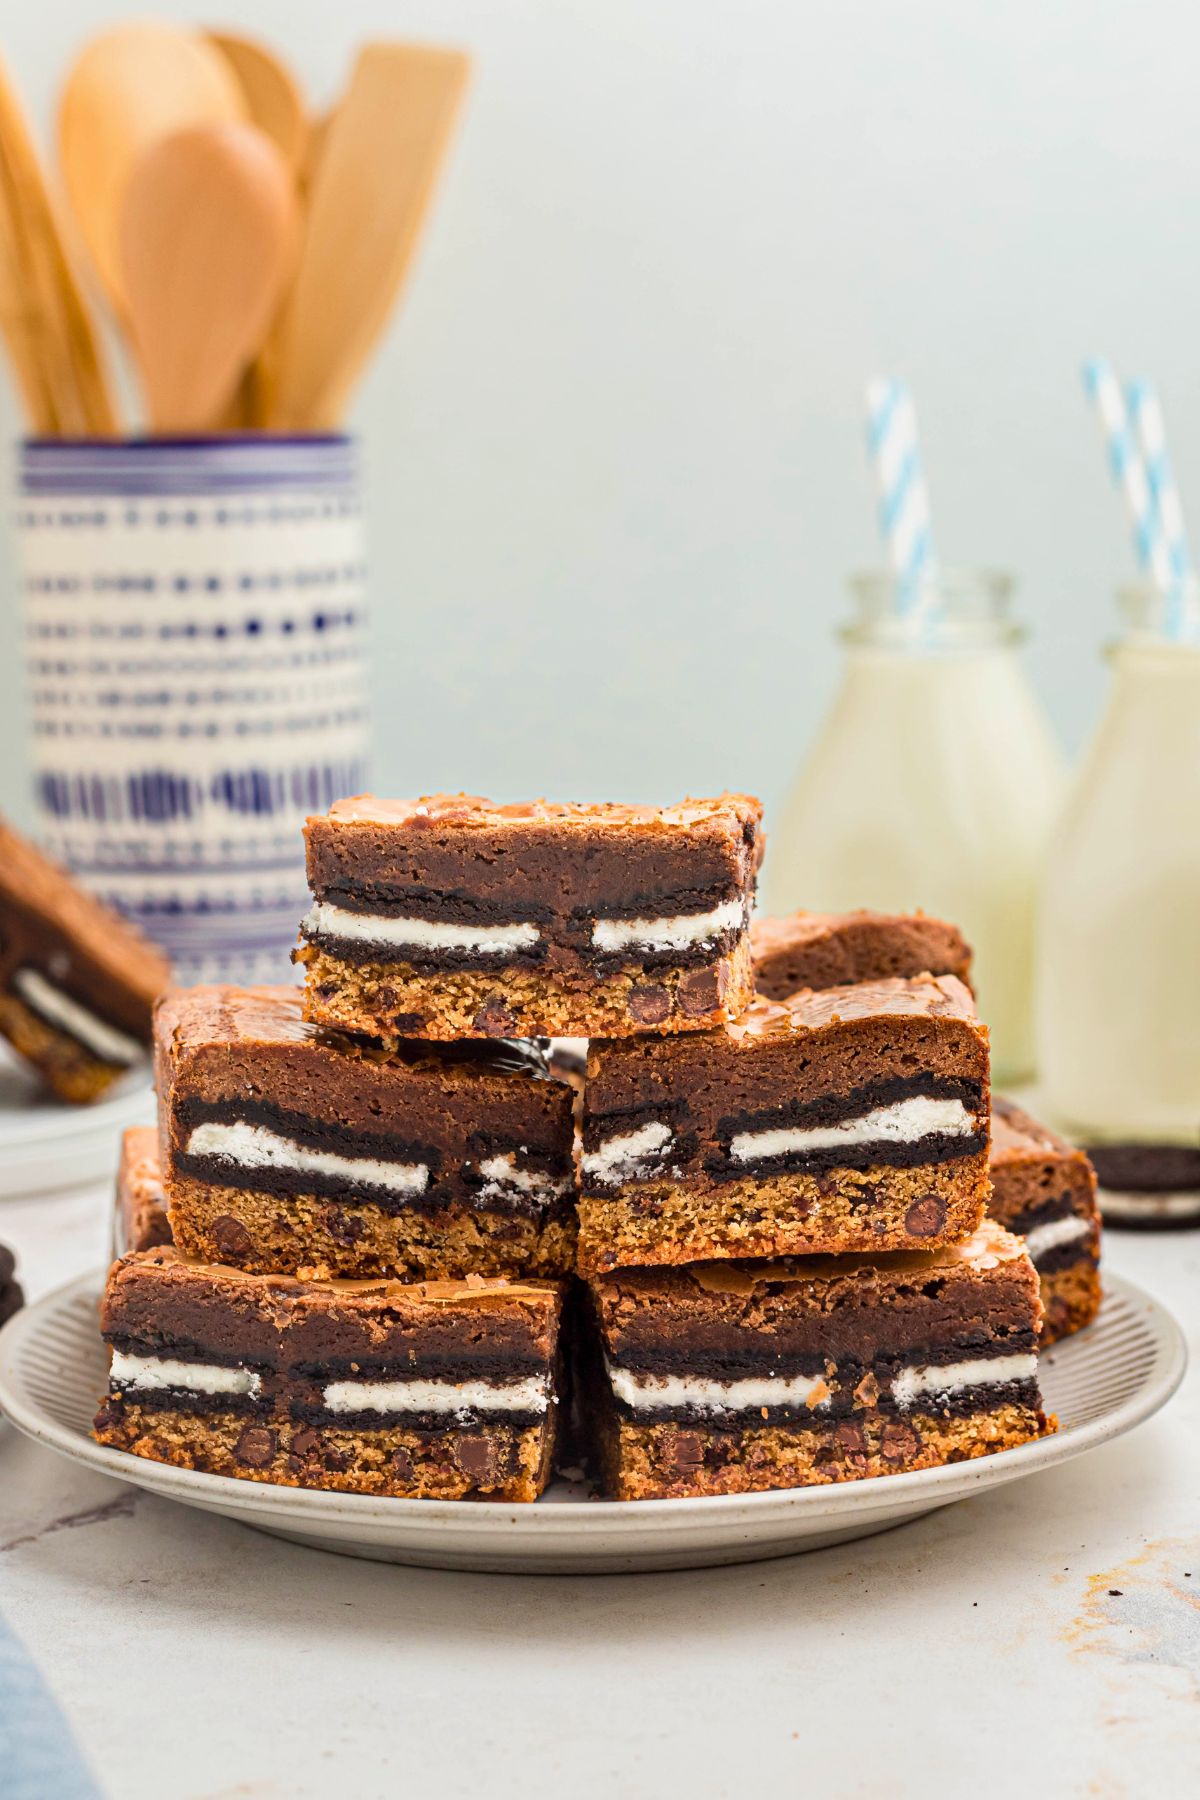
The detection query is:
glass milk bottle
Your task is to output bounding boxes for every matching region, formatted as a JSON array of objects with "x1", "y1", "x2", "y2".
[
  {"x1": 1037, "y1": 585, "x2": 1200, "y2": 1223},
  {"x1": 768, "y1": 572, "x2": 1065, "y2": 1084}
]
